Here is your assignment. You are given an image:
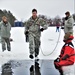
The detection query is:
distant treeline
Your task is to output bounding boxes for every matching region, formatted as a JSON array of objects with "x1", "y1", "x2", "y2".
[{"x1": 0, "y1": 9, "x2": 75, "y2": 27}]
